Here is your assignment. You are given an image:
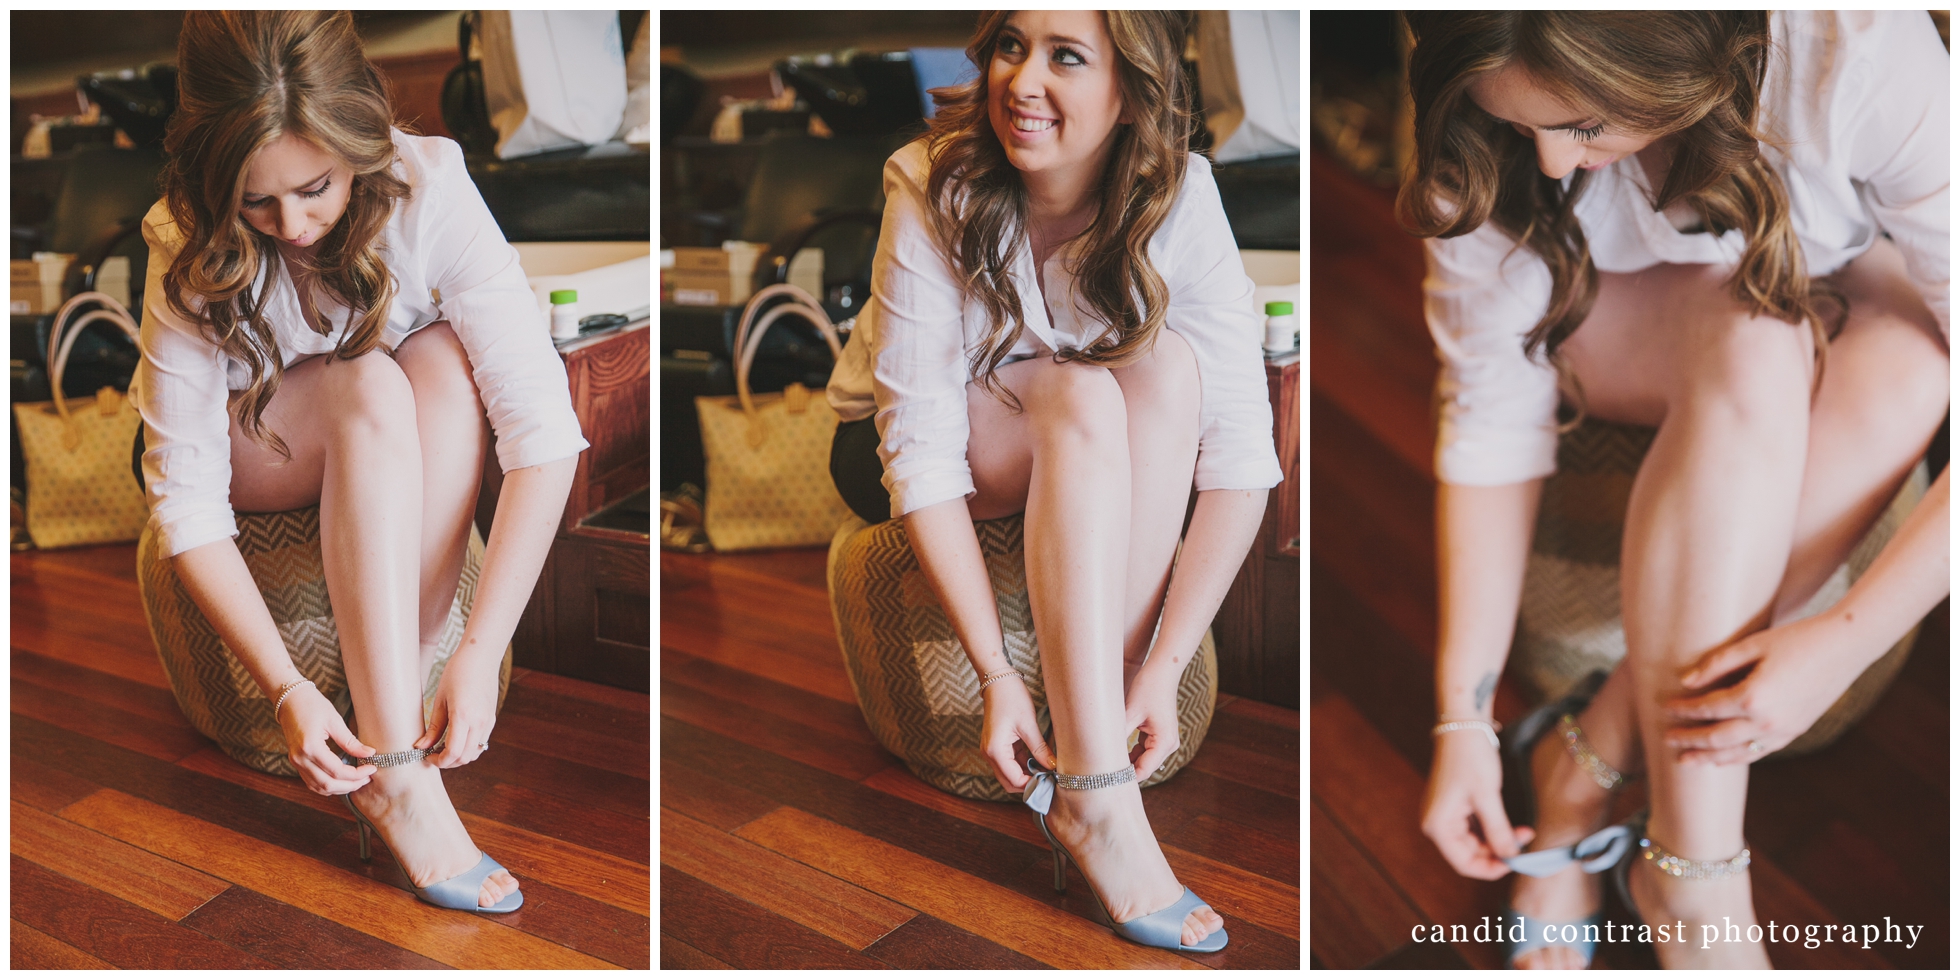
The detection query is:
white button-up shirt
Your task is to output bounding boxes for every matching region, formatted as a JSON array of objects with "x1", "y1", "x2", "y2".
[
  {"x1": 828, "y1": 139, "x2": 1284, "y2": 518},
  {"x1": 1424, "y1": 10, "x2": 1949, "y2": 487},
  {"x1": 135, "y1": 130, "x2": 590, "y2": 557}
]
